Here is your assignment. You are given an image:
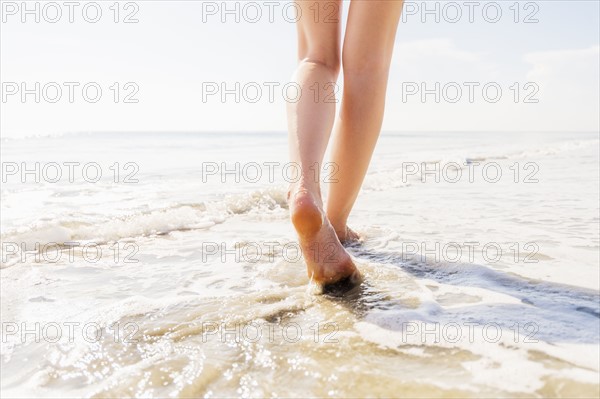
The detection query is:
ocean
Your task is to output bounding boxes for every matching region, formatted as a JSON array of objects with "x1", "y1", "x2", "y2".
[{"x1": 1, "y1": 131, "x2": 599, "y2": 397}]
